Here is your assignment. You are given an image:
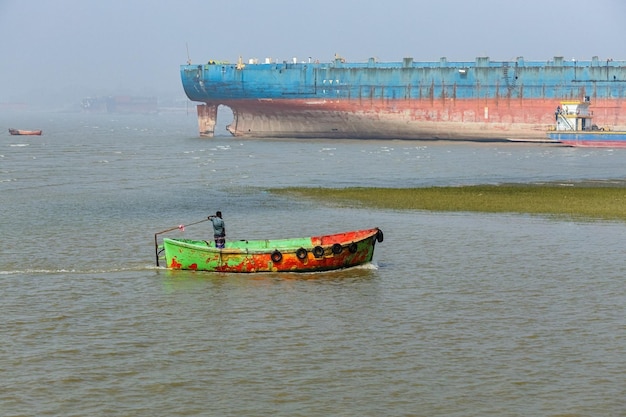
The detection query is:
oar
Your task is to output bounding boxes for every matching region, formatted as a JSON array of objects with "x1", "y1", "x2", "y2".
[{"x1": 154, "y1": 218, "x2": 210, "y2": 267}]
